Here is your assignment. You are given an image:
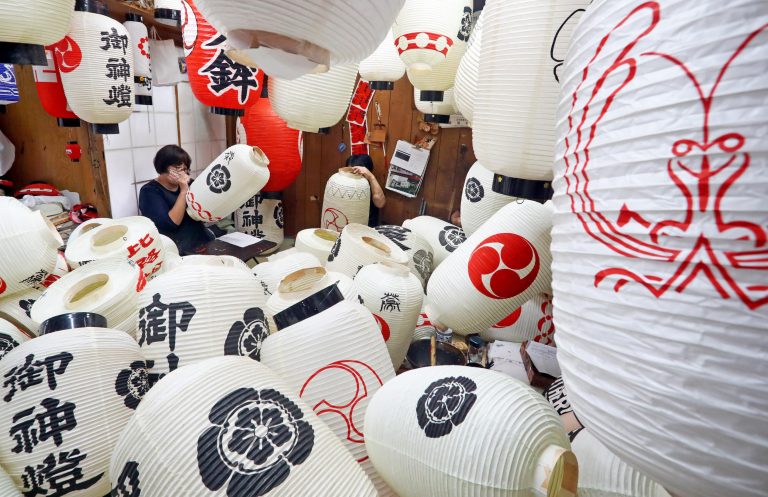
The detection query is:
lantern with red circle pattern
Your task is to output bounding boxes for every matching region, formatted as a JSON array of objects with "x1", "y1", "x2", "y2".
[
  {"x1": 242, "y1": 98, "x2": 302, "y2": 192},
  {"x1": 32, "y1": 47, "x2": 80, "y2": 126},
  {"x1": 181, "y1": 0, "x2": 262, "y2": 116}
]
